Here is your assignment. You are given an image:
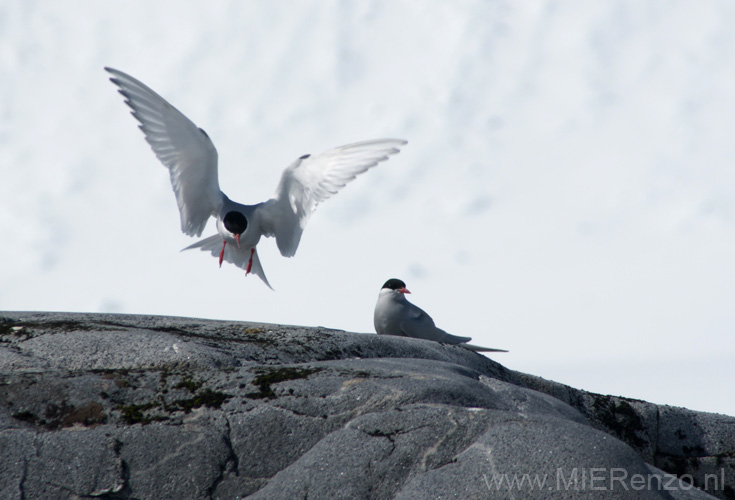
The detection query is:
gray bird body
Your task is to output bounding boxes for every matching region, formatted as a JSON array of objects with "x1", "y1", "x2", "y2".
[{"x1": 373, "y1": 279, "x2": 508, "y2": 353}]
